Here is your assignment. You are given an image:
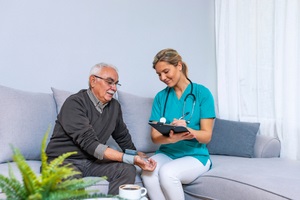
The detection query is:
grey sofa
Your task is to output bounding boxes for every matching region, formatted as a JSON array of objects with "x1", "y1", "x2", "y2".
[{"x1": 1, "y1": 85, "x2": 300, "y2": 200}]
